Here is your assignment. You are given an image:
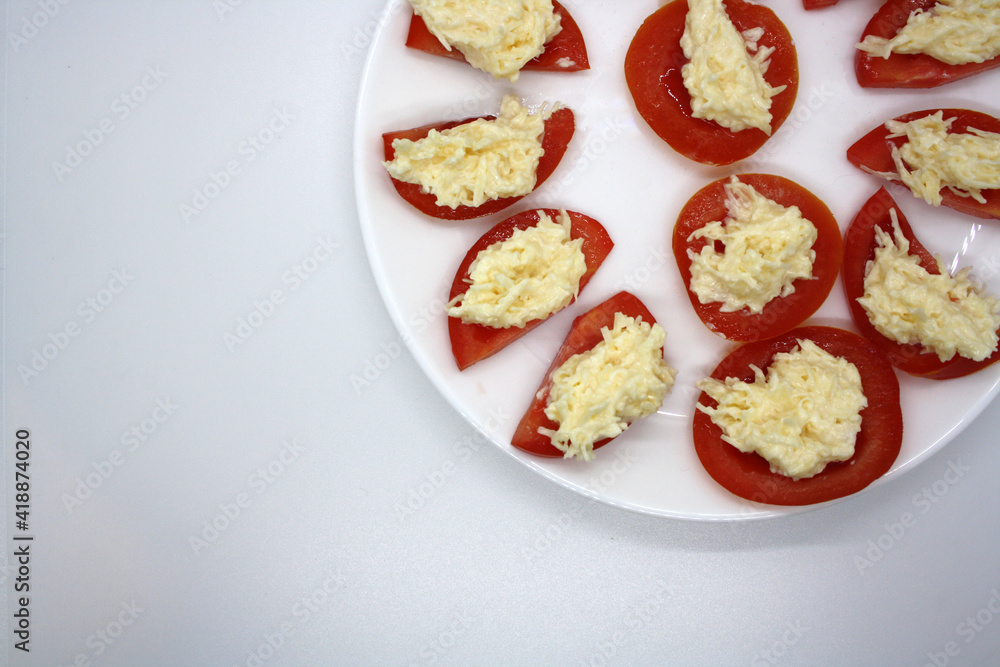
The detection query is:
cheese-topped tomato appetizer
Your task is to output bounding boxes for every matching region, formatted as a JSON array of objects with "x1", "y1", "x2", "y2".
[
  {"x1": 842, "y1": 187, "x2": 1000, "y2": 379},
  {"x1": 847, "y1": 108, "x2": 1000, "y2": 220},
  {"x1": 855, "y1": 0, "x2": 1000, "y2": 88},
  {"x1": 624, "y1": 0, "x2": 799, "y2": 165},
  {"x1": 382, "y1": 95, "x2": 575, "y2": 220},
  {"x1": 405, "y1": 0, "x2": 589, "y2": 79},
  {"x1": 447, "y1": 208, "x2": 614, "y2": 370},
  {"x1": 673, "y1": 174, "x2": 842, "y2": 341},
  {"x1": 693, "y1": 326, "x2": 903, "y2": 506},
  {"x1": 512, "y1": 292, "x2": 677, "y2": 461}
]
